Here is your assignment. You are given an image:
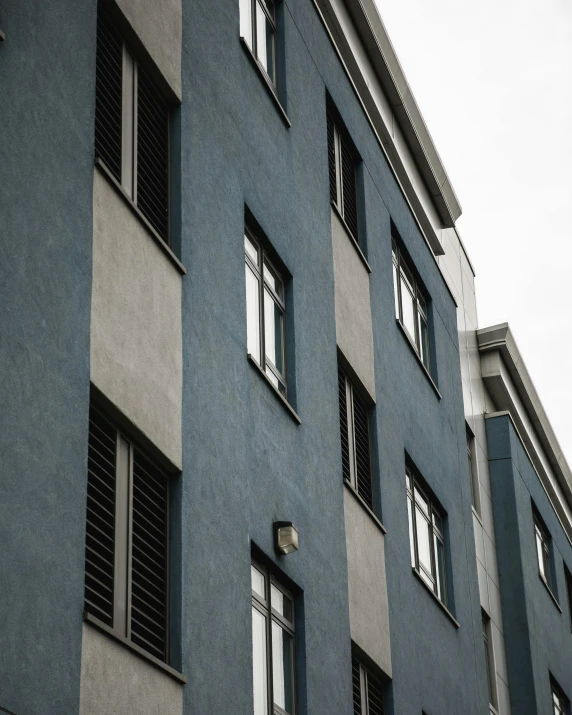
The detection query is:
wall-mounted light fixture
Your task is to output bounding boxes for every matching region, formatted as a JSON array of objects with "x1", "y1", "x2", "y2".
[{"x1": 274, "y1": 521, "x2": 299, "y2": 555}]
